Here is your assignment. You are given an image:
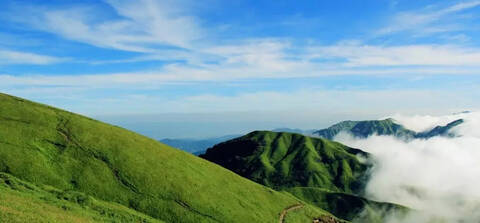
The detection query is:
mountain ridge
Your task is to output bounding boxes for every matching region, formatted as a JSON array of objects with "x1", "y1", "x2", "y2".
[{"x1": 313, "y1": 118, "x2": 463, "y2": 140}]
